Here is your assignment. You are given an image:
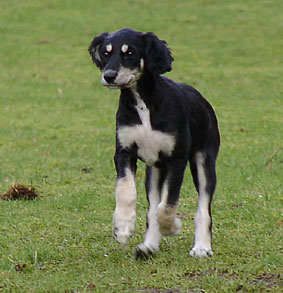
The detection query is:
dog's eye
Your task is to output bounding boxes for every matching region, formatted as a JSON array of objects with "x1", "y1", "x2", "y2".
[
  {"x1": 126, "y1": 50, "x2": 134, "y2": 56},
  {"x1": 102, "y1": 51, "x2": 110, "y2": 57},
  {"x1": 122, "y1": 50, "x2": 135, "y2": 59}
]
